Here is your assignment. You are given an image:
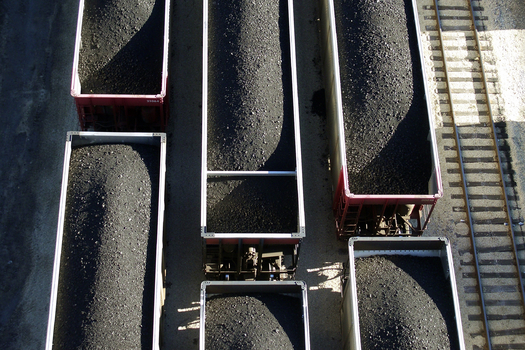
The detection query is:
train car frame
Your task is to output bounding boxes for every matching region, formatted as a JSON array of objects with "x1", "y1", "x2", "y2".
[
  {"x1": 45, "y1": 131, "x2": 167, "y2": 350},
  {"x1": 341, "y1": 237, "x2": 465, "y2": 350},
  {"x1": 200, "y1": 0, "x2": 305, "y2": 280},
  {"x1": 319, "y1": 0, "x2": 443, "y2": 239},
  {"x1": 71, "y1": 0, "x2": 171, "y2": 132},
  {"x1": 199, "y1": 280, "x2": 311, "y2": 350}
]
